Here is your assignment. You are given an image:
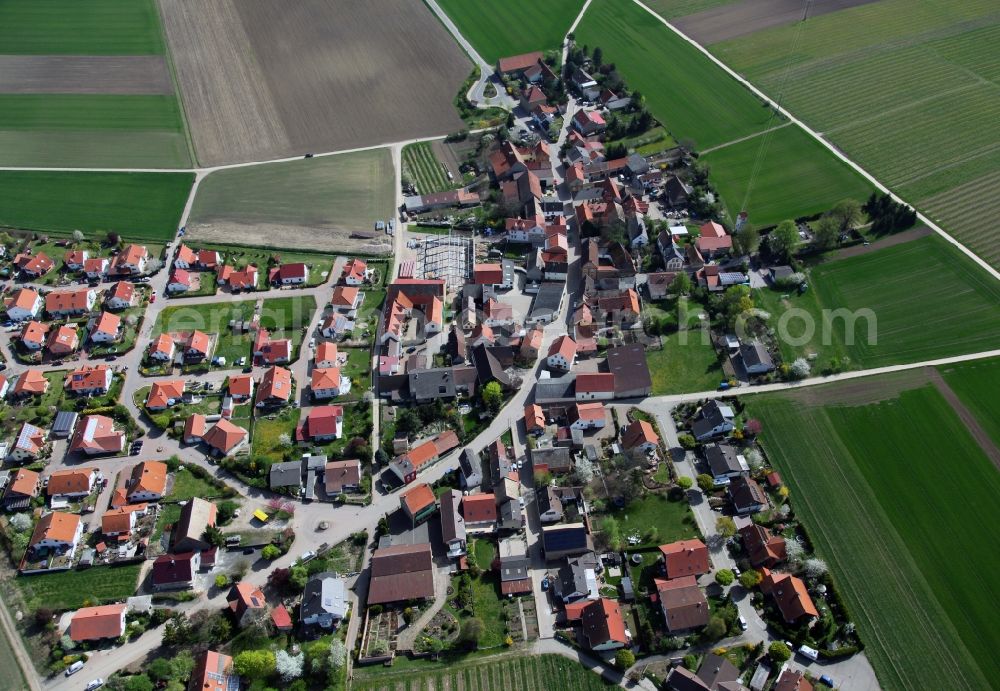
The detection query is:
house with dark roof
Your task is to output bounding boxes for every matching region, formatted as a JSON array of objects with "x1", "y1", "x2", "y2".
[
  {"x1": 172, "y1": 497, "x2": 217, "y2": 553},
  {"x1": 656, "y1": 576, "x2": 709, "y2": 633},
  {"x1": 728, "y1": 476, "x2": 768, "y2": 515},
  {"x1": 530, "y1": 446, "x2": 573, "y2": 475},
  {"x1": 691, "y1": 400, "x2": 736, "y2": 441},
  {"x1": 542, "y1": 523, "x2": 593, "y2": 561},
  {"x1": 557, "y1": 553, "x2": 599, "y2": 602},
  {"x1": 269, "y1": 461, "x2": 303, "y2": 492},
  {"x1": 665, "y1": 653, "x2": 743, "y2": 691},
  {"x1": 152, "y1": 552, "x2": 201, "y2": 591},
  {"x1": 440, "y1": 489, "x2": 467, "y2": 559},
  {"x1": 739, "y1": 521, "x2": 787, "y2": 568},
  {"x1": 458, "y1": 448, "x2": 483, "y2": 490},
  {"x1": 704, "y1": 443, "x2": 749, "y2": 485},
  {"x1": 323, "y1": 459, "x2": 361, "y2": 496},
  {"x1": 739, "y1": 340, "x2": 775, "y2": 375},
  {"x1": 301, "y1": 572, "x2": 348, "y2": 629},
  {"x1": 606, "y1": 344, "x2": 652, "y2": 398},
  {"x1": 367, "y1": 543, "x2": 435, "y2": 605}
]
